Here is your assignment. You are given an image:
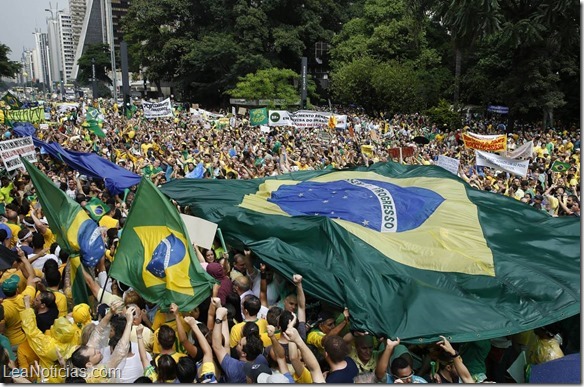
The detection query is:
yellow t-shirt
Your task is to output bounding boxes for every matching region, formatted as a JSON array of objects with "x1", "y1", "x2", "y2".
[
  {"x1": 3, "y1": 285, "x2": 38, "y2": 345},
  {"x1": 229, "y1": 319, "x2": 268, "y2": 348},
  {"x1": 99, "y1": 215, "x2": 119, "y2": 230},
  {"x1": 53, "y1": 290, "x2": 68, "y2": 317},
  {"x1": 293, "y1": 366, "x2": 313, "y2": 383},
  {"x1": 6, "y1": 222, "x2": 21, "y2": 249},
  {"x1": 306, "y1": 330, "x2": 326, "y2": 352},
  {"x1": 42, "y1": 228, "x2": 57, "y2": 250}
]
